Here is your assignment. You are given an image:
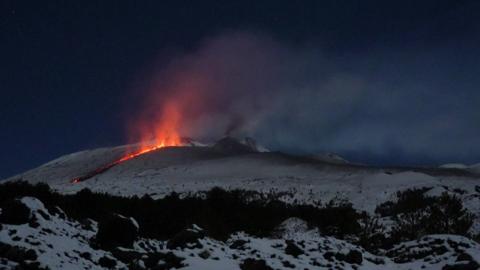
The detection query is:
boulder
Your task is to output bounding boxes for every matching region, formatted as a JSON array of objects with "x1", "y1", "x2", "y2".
[
  {"x1": 240, "y1": 258, "x2": 274, "y2": 270},
  {"x1": 456, "y1": 253, "x2": 473, "y2": 262},
  {"x1": 0, "y1": 242, "x2": 37, "y2": 263},
  {"x1": 229, "y1": 239, "x2": 249, "y2": 250},
  {"x1": 443, "y1": 261, "x2": 480, "y2": 270},
  {"x1": 98, "y1": 256, "x2": 117, "y2": 268},
  {"x1": 167, "y1": 225, "x2": 205, "y2": 249},
  {"x1": 79, "y1": 218, "x2": 95, "y2": 231},
  {"x1": 345, "y1": 250, "x2": 363, "y2": 264},
  {"x1": 95, "y1": 214, "x2": 139, "y2": 249},
  {"x1": 285, "y1": 240, "x2": 304, "y2": 258},
  {"x1": 17, "y1": 260, "x2": 47, "y2": 270},
  {"x1": 111, "y1": 248, "x2": 143, "y2": 264},
  {"x1": 323, "y1": 250, "x2": 363, "y2": 265},
  {"x1": 198, "y1": 250, "x2": 210, "y2": 259},
  {"x1": 144, "y1": 252, "x2": 185, "y2": 269}
]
